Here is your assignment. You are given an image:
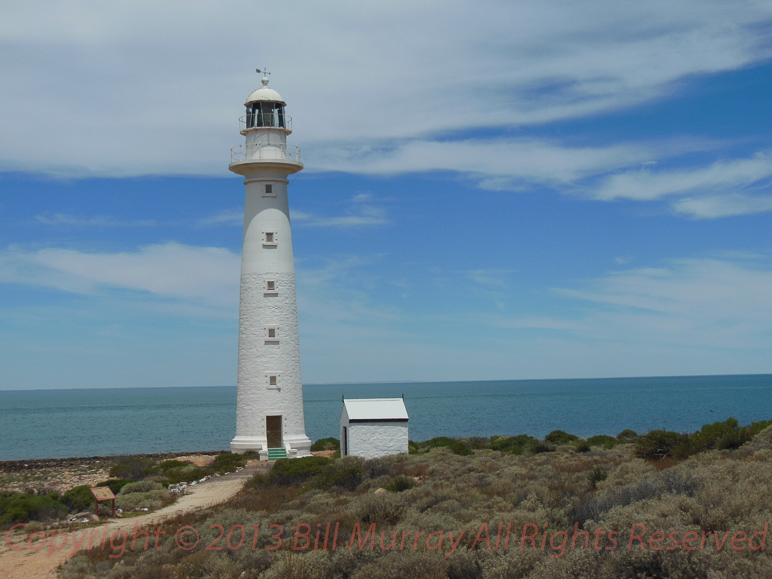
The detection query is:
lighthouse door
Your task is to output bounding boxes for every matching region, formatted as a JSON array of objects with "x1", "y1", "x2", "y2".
[{"x1": 266, "y1": 416, "x2": 282, "y2": 448}]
